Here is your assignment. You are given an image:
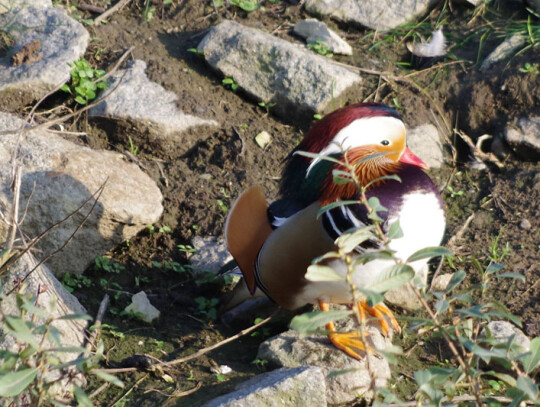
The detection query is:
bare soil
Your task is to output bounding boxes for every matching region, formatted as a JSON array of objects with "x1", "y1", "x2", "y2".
[{"x1": 8, "y1": 1, "x2": 540, "y2": 405}]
